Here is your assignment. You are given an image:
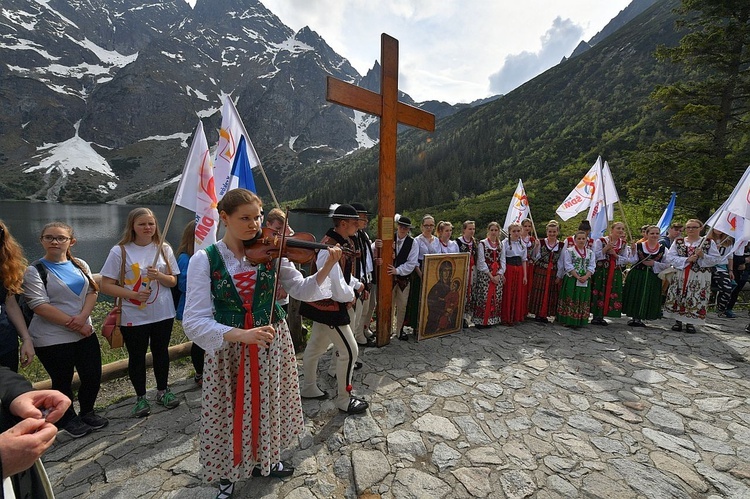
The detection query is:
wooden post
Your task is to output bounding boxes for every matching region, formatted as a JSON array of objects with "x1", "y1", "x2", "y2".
[{"x1": 326, "y1": 34, "x2": 435, "y2": 346}]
